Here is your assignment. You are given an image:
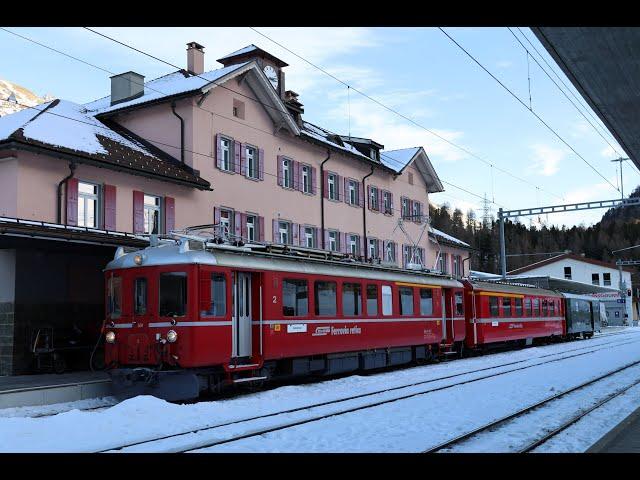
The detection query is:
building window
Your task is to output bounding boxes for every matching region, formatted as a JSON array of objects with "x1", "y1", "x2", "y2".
[
  {"x1": 143, "y1": 194, "x2": 161, "y2": 234},
  {"x1": 370, "y1": 186, "x2": 379, "y2": 211},
  {"x1": 328, "y1": 230, "x2": 339, "y2": 252},
  {"x1": 604, "y1": 273, "x2": 611, "y2": 286},
  {"x1": 282, "y1": 158, "x2": 293, "y2": 188},
  {"x1": 419, "y1": 288, "x2": 433, "y2": 316},
  {"x1": 78, "y1": 181, "x2": 100, "y2": 228},
  {"x1": 399, "y1": 287, "x2": 414, "y2": 316},
  {"x1": 368, "y1": 238, "x2": 378, "y2": 259},
  {"x1": 413, "y1": 201, "x2": 421, "y2": 223},
  {"x1": 328, "y1": 174, "x2": 338, "y2": 200},
  {"x1": 219, "y1": 209, "x2": 233, "y2": 239},
  {"x1": 382, "y1": 285, "x2": 393, "y2": 316},
  {"x1": 592, "y1": 273, "x2": 600, "y2": 285},
  {"x1": 304, "y1": 226, "x2": 315, "y2": 248},
  {"x1": 564, "y1": 266, "x2": 572, "y2": 280},
  {"x1": 220, "y1": 137, "x2": 232, "y2": 172},
  {"x1": 342, "y1": 283, "x2": 362, "y2": 316},
  {"x1": 408, "y1": 172, "x2": 414, "y2": 185},
  {"x1": 233, "y1": 99, "x2": 245, "y2": 119},
  {"x1": 348, "y1": 180, "x2": 358, "y2": 205},
  {"x1": 246, "y1": 215, "x2": 257, "y2": 242},
  {"x1": 349, "y1": 234, "x2": 359, "y2": 255},
  {"x1": 245, "y1": 145, "x2": 259, "y2": 179},
  {"x1": 385, "y1": 242, "x2": 396, "y2": 263},
  {"x1": 383, "y1": 191, "x2": 392, "y2": 215},
  {"x1": 301, "y1": 165, "x2": 311, "y2": 194},
  {"x1": 366, "y1": 284, "x2": 378, "y2": 316},
  {"x1": 402, "y1": 198, "x2": 410, "y2": 219},
  {"x1": 314, "y1": 281, "x2": 337, "y2": 316},
  {"x1": 283, "y1": 279, "x2": 308, "y2": 317},
  {"x1": 279, "y1": 221, "x2": 290, "y2": 244}
]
